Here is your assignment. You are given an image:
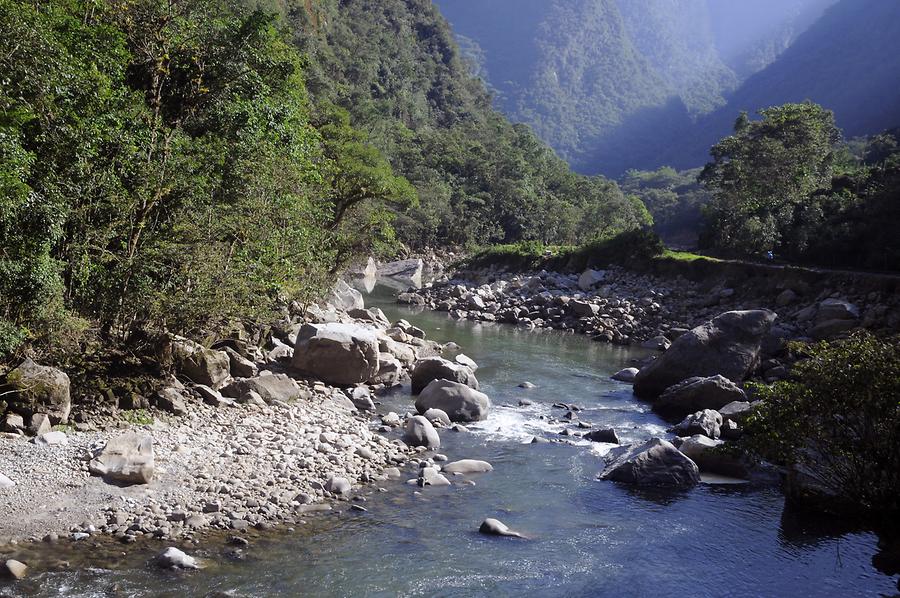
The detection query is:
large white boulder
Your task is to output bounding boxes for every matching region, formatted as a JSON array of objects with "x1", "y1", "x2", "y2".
[{"x1": 292, "y1": 323, "x2": 380, "y2": 386}]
